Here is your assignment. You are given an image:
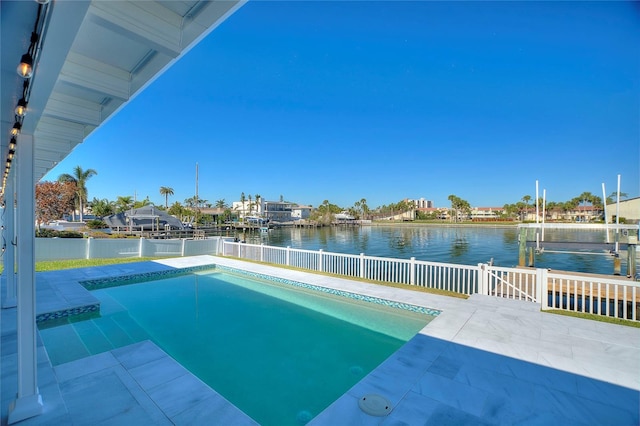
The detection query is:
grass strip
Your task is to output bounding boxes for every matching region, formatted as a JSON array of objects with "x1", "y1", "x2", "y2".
[
  {"x1": 542, "y1": 309, "x2": 640, "y2": 328},
  {"x1": 33, "y1": 257, "x2": 162, "y2": 272}
]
